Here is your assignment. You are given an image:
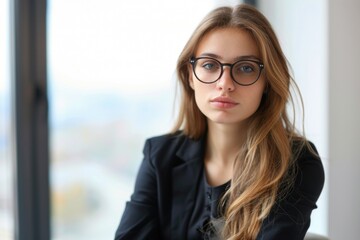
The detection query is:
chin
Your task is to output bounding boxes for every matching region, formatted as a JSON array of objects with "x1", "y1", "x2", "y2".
[
  {"x1": 208, "y1": 116, "x2": 245, "y2": 125},
  {"x1": 206, "y1": 112, "x2": 252, "y2": 126}
]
